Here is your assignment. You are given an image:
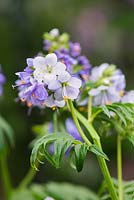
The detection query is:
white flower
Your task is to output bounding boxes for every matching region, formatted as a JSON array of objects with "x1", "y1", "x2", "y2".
[
  {"x1": 33, "y1": 53, "x2": 66, "y2": 84},
  {"x1": 49, "y1": 28, "x2": 59, "y2": 37}
]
